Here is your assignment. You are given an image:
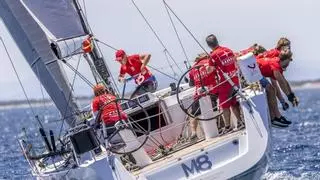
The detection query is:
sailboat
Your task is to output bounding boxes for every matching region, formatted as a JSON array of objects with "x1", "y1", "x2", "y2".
[{"x1": 0, "y1": 0, "x2": 270, "y2": 179}]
